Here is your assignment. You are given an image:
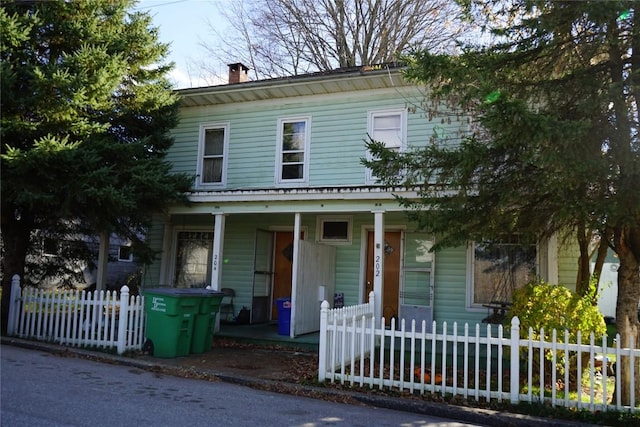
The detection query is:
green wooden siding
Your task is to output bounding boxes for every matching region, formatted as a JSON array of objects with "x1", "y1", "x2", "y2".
[
  {"x1": 167, "y1": 88, "x2": 455, "y2": 190},
  {"x1": 140, "y1": 215, "x2": 166, "y2": 287},
  {"x1": 432, "y1": 246, "x2": 486, "y2": 328},
  {"x1": 557, "y1": 238, "x2": 579, "y2": 291},
  {"x1": 217, "y1": 215, "x2": 259, "y2": 312}
]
